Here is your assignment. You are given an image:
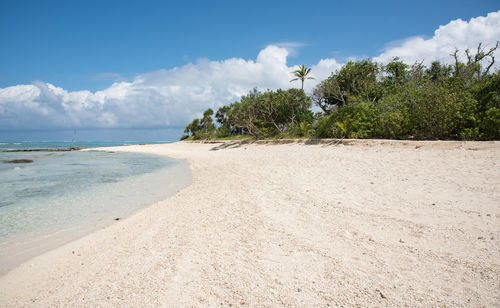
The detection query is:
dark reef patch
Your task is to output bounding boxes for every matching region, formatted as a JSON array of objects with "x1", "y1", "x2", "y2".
[{"x1": 3, "y1": 159, "x2": 34, "y2": 164}]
